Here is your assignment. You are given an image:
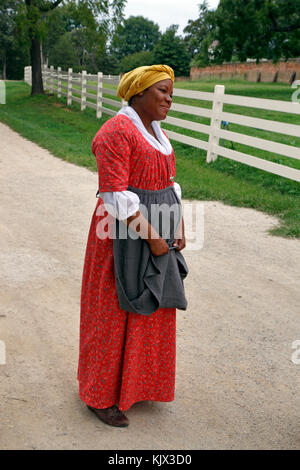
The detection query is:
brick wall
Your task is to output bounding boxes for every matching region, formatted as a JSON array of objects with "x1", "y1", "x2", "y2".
[{"x1": 190, "y1": 59, "x2": 300, "y2": 84}]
